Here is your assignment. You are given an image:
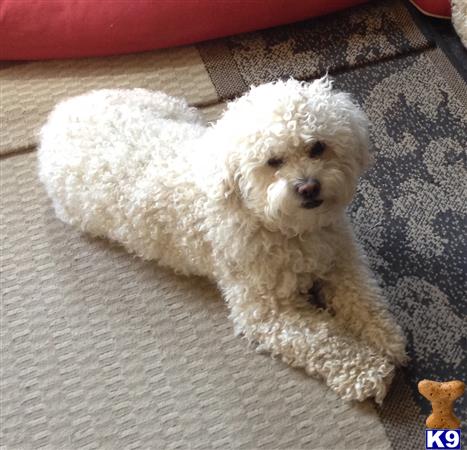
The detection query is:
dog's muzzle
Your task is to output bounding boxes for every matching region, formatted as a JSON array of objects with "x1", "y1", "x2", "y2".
[{"x1": 294, "y1": 178, "x2": 323, "y2": 209}]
